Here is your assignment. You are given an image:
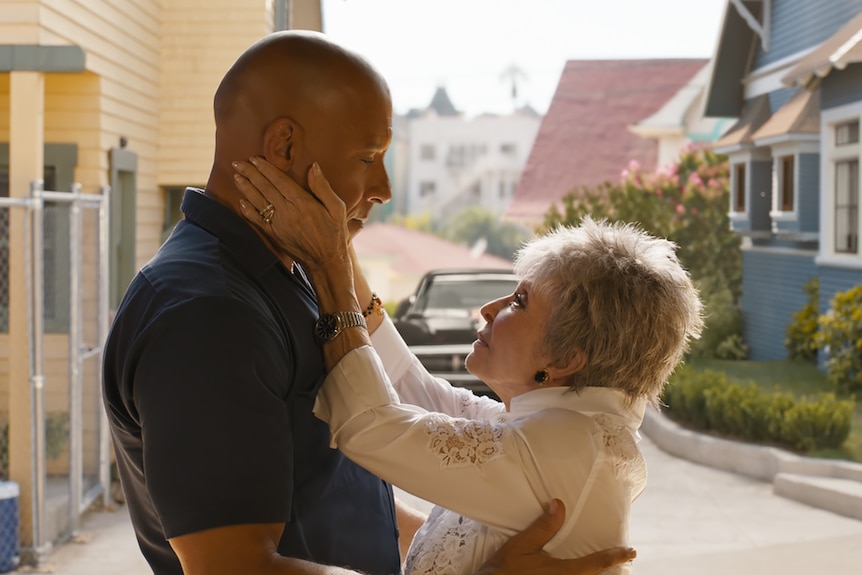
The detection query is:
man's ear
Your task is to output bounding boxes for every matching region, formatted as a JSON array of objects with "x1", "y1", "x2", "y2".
[{"x1": 262, "y1": 117, "x2": 301, "y2": 172}]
